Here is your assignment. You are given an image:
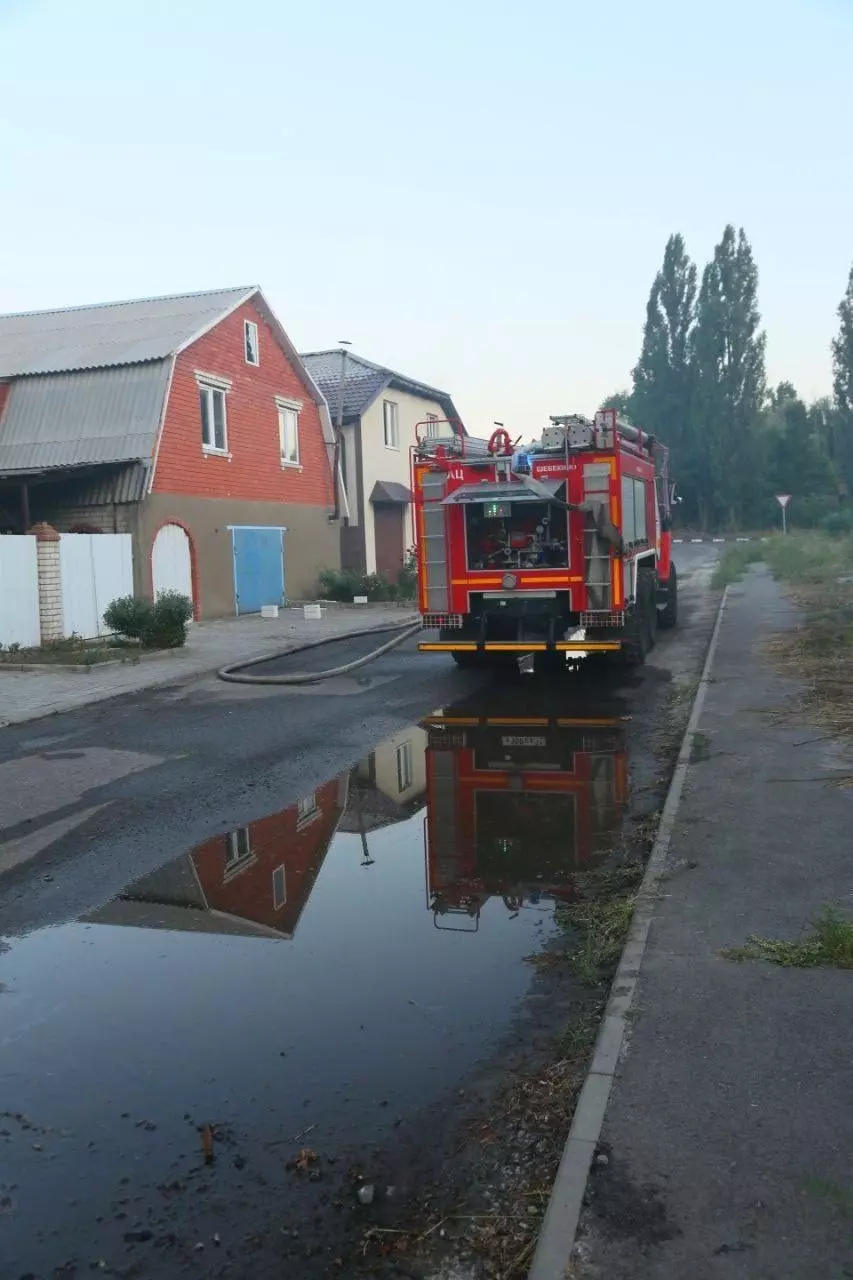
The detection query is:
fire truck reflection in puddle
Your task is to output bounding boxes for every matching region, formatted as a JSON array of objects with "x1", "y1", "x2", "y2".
[{"x1": 421, "y1": 700, "x2": 629, "y2": 932}]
